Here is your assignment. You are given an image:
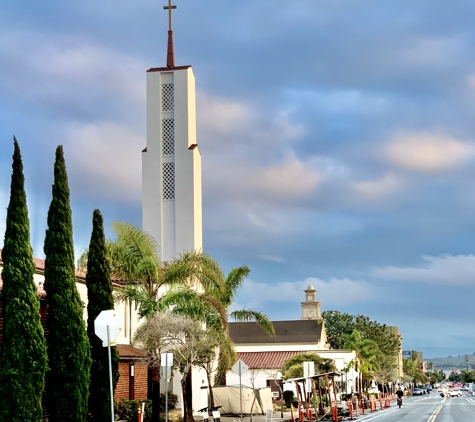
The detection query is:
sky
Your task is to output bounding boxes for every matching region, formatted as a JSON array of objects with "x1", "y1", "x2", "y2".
[{"x1": 1, "y1": 0, "x2": 475, "y2": 359}]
